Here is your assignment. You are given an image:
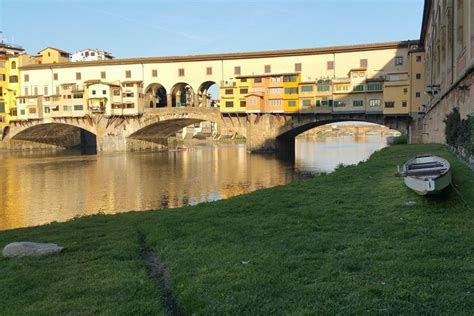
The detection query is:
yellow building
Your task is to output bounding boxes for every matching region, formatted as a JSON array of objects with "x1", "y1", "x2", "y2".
[
  {"x1": 282, "y1": 73, "x2": 300, "y2": 113},
  {"x1": 219, "y1": 77, "x2": 249, "y2": 113},
  {"x1": 298, "y1": 82, "x2": 316, "y2": 113},
  {"x1": 36, "y1": 47, "x2": 70, "y2": 64}
]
